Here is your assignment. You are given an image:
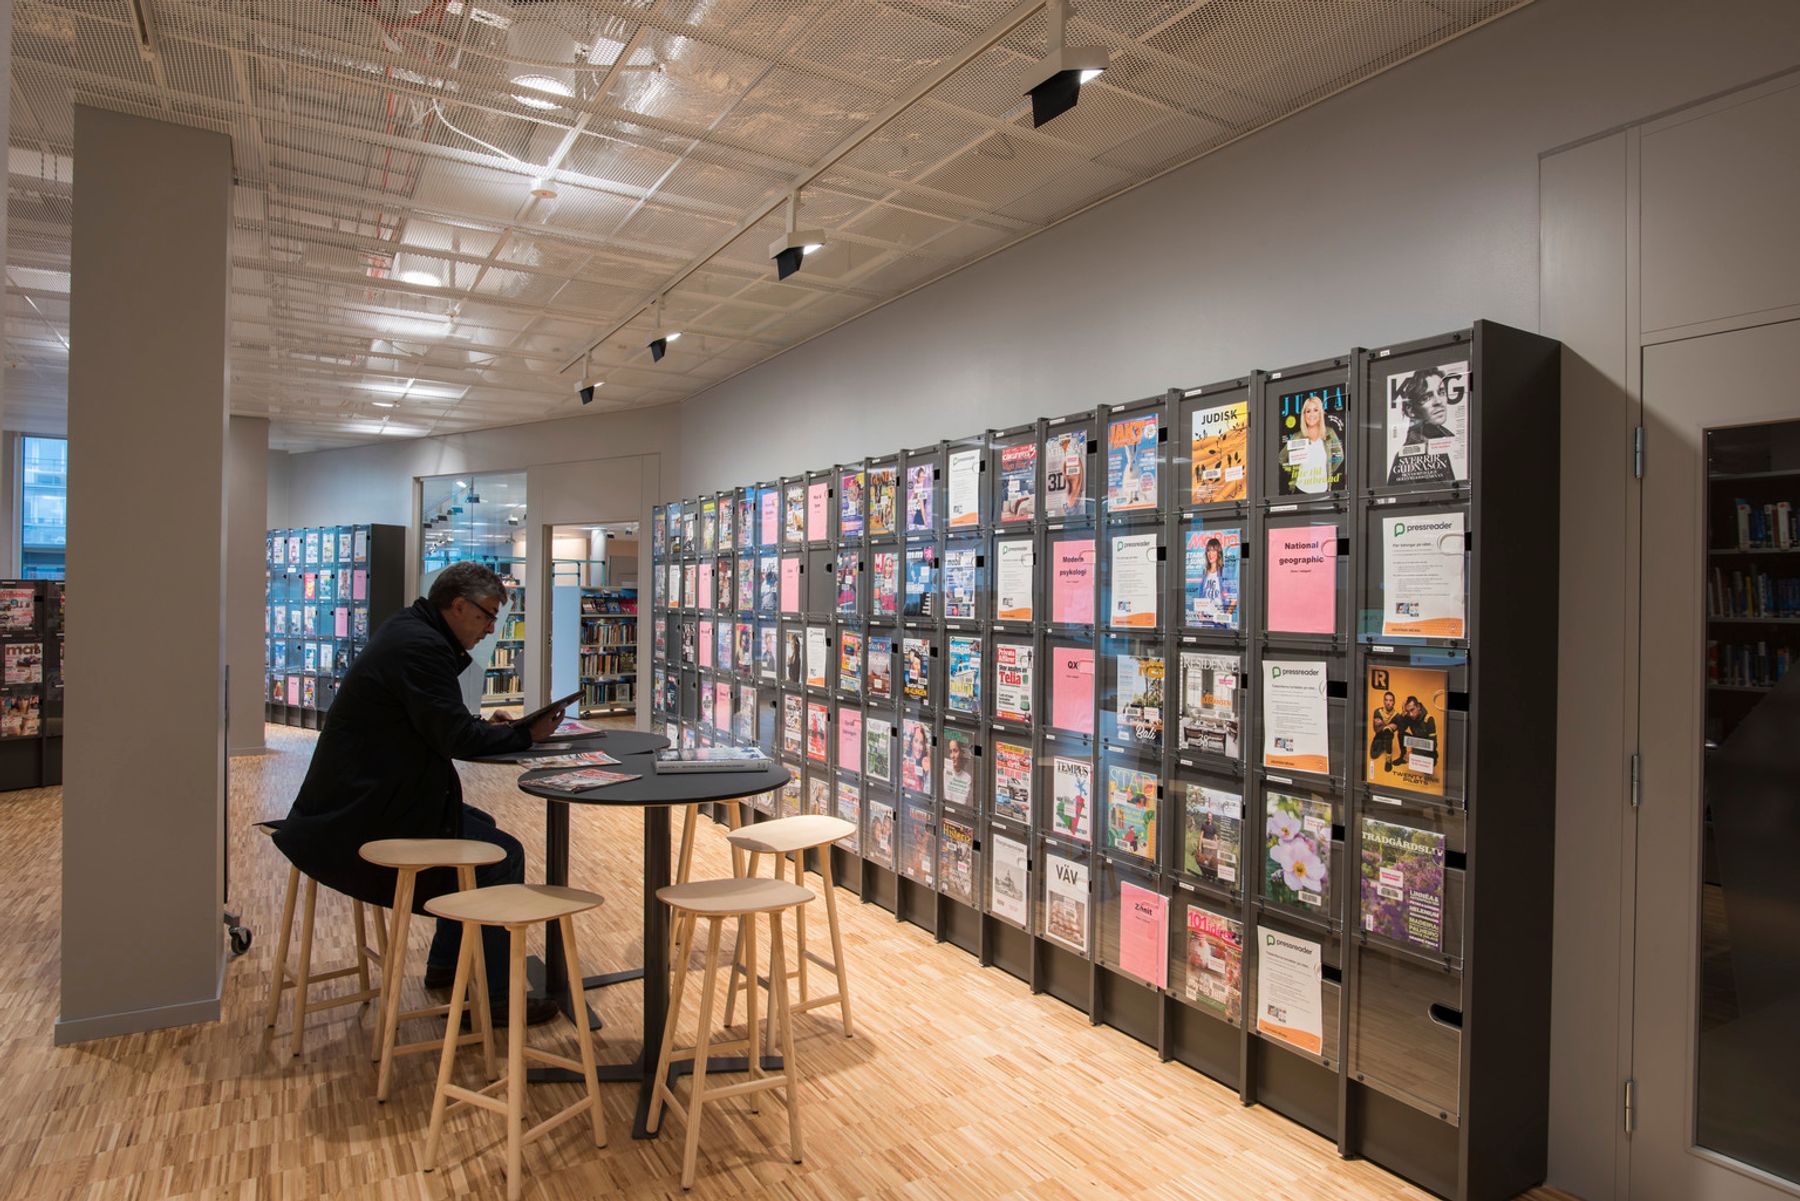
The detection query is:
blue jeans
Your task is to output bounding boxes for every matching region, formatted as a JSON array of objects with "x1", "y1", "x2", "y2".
[{"x1": 423, "y1": 804, "x2": 525, "y2": 1001}]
